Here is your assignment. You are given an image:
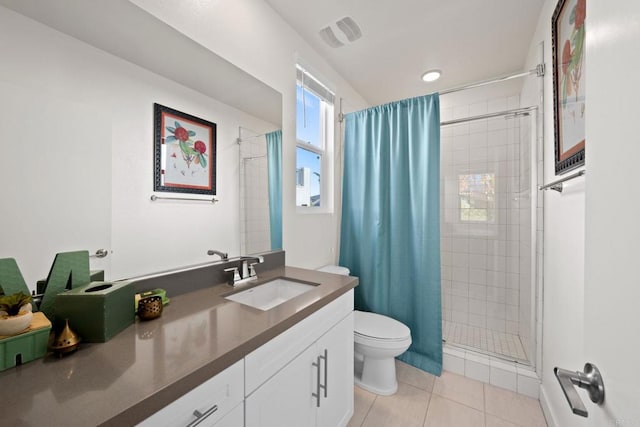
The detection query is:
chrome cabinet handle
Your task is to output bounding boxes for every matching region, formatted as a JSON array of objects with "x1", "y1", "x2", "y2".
[
  {"x1": 187, "y1": 404, "x2": 218, "y2": 427},
  {"x1": 321, "y1": 349, "x2": 328, "y2": 398},
  {"x1": 312, "y1": 355, "x2": 322, "y2": 407},
  {"x1": 554, "y1": 363, "x2": 605, "y2": 417}
]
